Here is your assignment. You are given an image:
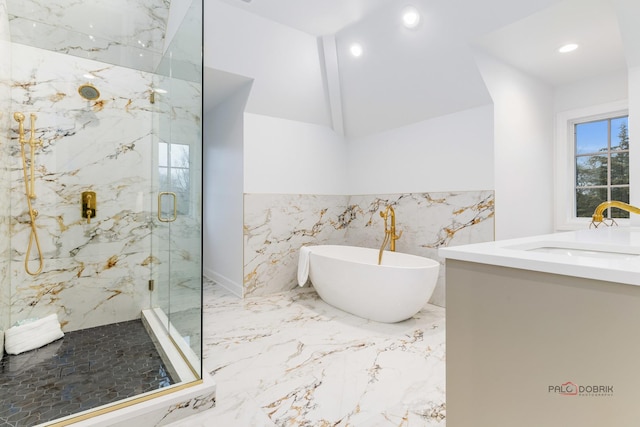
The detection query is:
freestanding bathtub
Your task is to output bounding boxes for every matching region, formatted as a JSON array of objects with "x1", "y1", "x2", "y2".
[{"x1": 302, "y1": 245, "x2": 440, "y2": 323}]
